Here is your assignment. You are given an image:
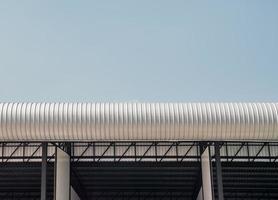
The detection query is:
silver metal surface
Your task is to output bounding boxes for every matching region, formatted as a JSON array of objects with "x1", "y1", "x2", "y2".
[{"x1": 0, "y1": 103, "x2": 277, "y2": 141}]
